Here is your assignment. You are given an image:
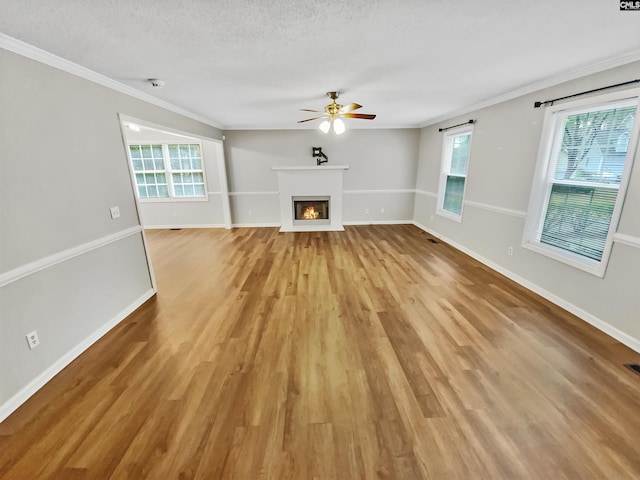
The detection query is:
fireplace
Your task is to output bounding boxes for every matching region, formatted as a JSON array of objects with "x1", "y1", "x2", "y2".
[
  {"x1": 273, "y1": 165, "x2": 348, "y2": 232},
  {"x1": 293, "y1": 196, "x2": 330, "y2": 226}
]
